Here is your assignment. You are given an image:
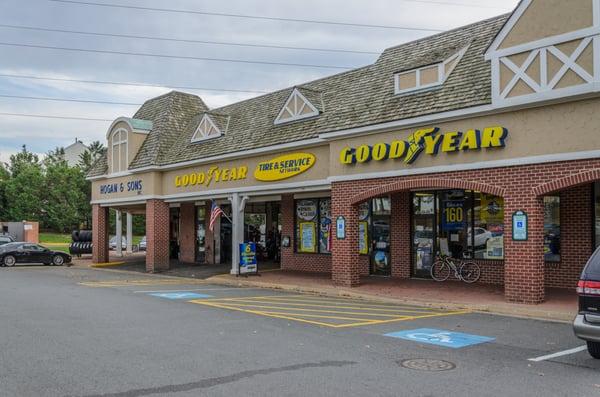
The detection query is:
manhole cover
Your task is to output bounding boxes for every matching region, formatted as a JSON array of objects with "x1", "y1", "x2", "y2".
[{"x1": 398, "y1": 358, "x2": 456, "y2": 372}]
